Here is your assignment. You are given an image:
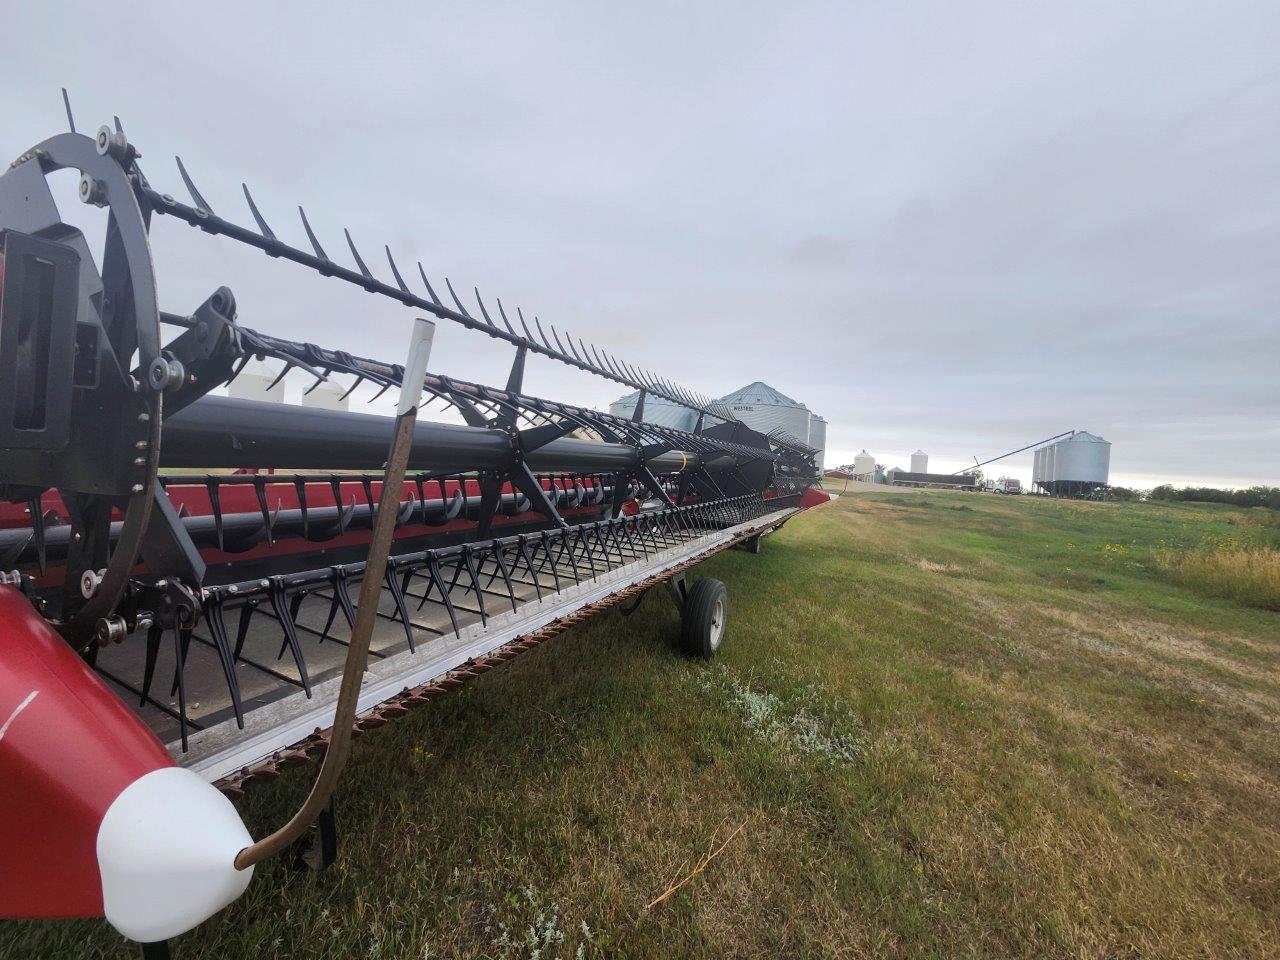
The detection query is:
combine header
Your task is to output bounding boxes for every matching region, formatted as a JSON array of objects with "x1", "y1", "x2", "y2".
[{"x1": 0, "y1": 101, "x2": 827, "y2": 955}]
